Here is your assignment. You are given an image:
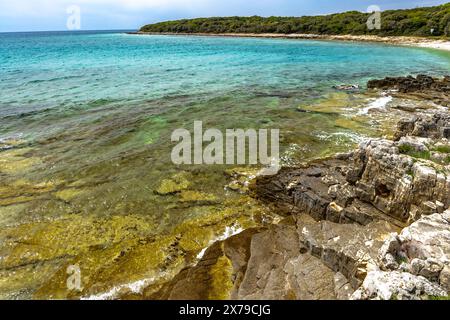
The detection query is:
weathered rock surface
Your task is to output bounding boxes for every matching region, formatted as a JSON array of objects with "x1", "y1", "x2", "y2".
[
  {"x1": 236, "y1": 222, "x2": 338, "y2": 300},
  {"x1": 147, "y1": 215, "x2": 398, "y2": 300},
  {"x1": 253, "y1": 114, "x2": 450, "y2": 225},
  {"x1": 140, "y1": 77, "x2": 450, "y2": 301},
  {"x1": 394, "y1": 112, "x2": 450, "y2": 140},
  {"x1": 297, "y1": 214, "x2": 398, "y2": 289},
  {"x1": 146, "y1": 228, "x2": 262, "y2": 300},
  {"x1": 147, "y1": 223, "x2": 343, "y2": 300},
  {"x1": 367, "y1": 75, "x2": 450, "y2": 106},
  {"x1": 378, "y1": 209, "x2": 450, "y2": 291},
  {"x1": 247, "y1": 106, "x2": 448, "y2": 299},
  {"x1": 367, "y1": 75, "x2": 450, "y2": 94},
  {"x1": 351, "y1": 271, "x2": 447, "y2": 300}
]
